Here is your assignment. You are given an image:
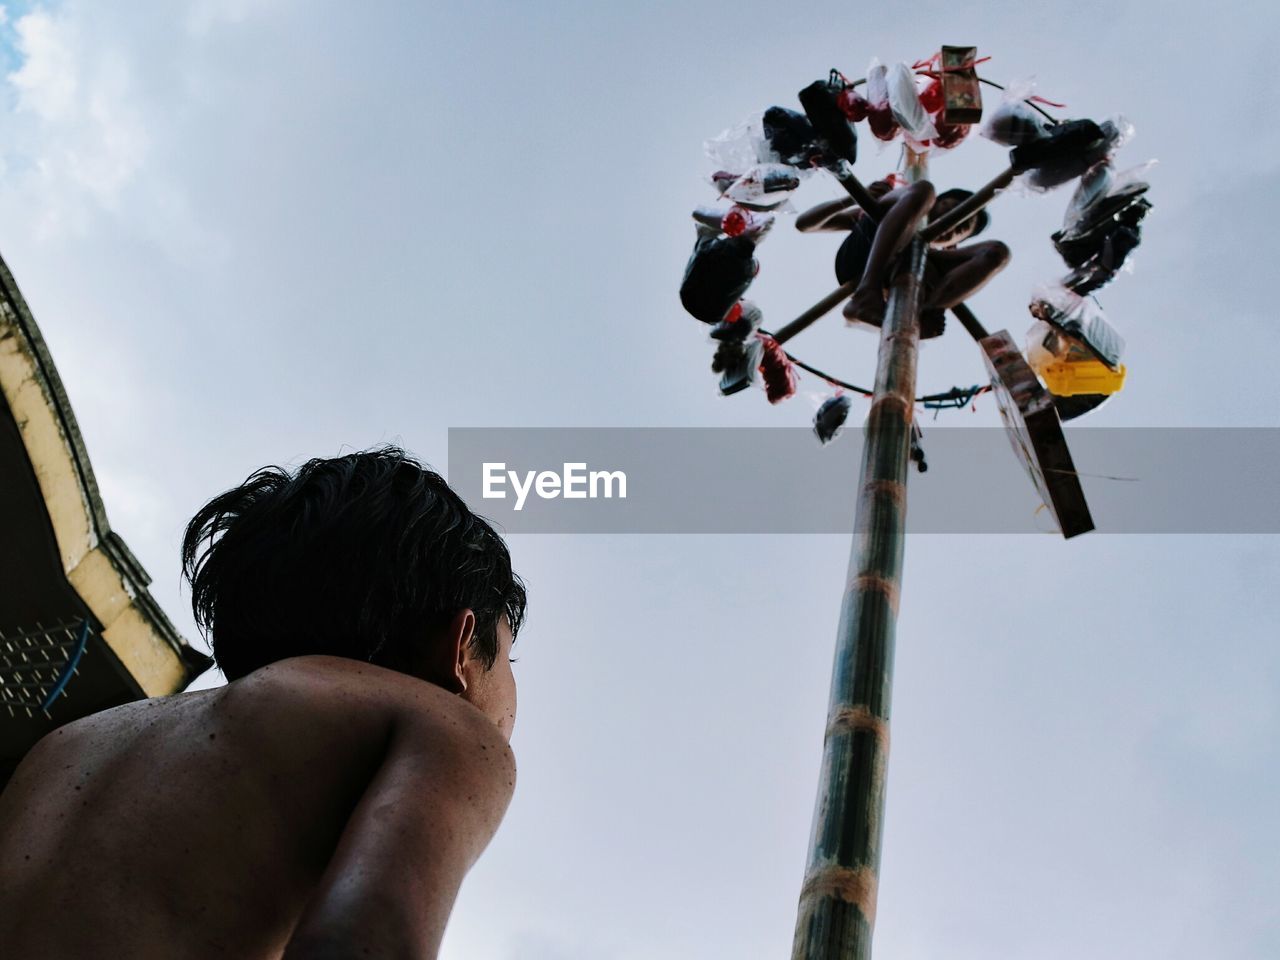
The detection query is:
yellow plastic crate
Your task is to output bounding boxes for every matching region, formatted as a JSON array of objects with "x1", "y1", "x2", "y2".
[{"x1": 1038, "y1": 359, "x2": 1127, "y2": 397}]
